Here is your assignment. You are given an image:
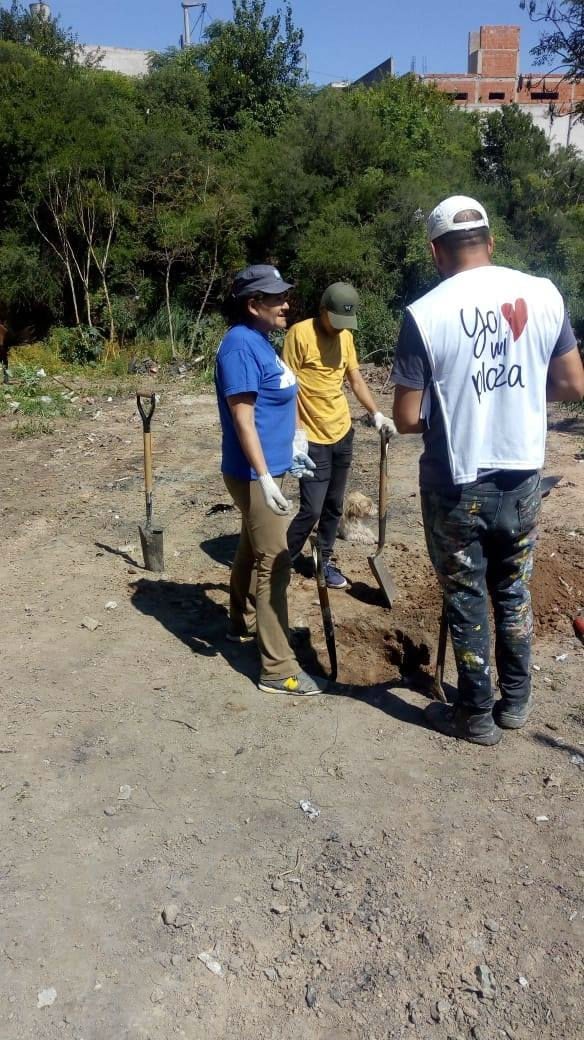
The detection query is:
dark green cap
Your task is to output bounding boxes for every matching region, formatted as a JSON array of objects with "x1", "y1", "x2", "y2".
[{"x1": 320, "y1": 282, "x2": 359, "y2": 330}]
